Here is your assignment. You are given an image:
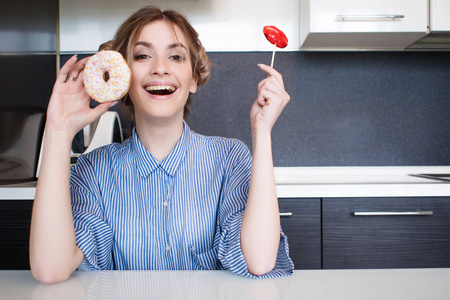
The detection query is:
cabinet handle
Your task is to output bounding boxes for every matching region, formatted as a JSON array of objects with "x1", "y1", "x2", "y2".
[
  {"x1": 337, "y1": 15, "x2": 405, "y2": 21},
  {"x1": 353, "y1": 211, "x2": 433, "y2": 216},
  {"x1": 279, "y1": 212, "x2": 293, "y2": 217}
]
